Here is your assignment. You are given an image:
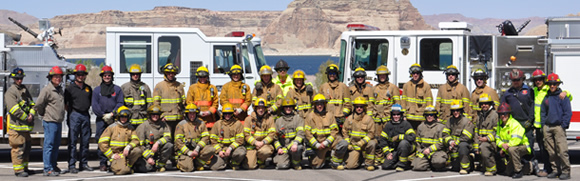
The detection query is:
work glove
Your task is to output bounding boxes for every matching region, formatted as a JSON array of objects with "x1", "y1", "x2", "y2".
[
  {"x1": 235, "y1": 108, "x2": 243, "y2": 114},
  {"x1": 347, "y1": 144, "x2": 354, "y2": 151},
  {"x1": 306, "y1": 84, "x2": 314, "y2": 95},
  {"x1": 322, "y1": 140, "x2": 331, "y2": 147},
  {"x1": 356, "y1": 140, "x2": 365, "y2": 147},
  {"x1": 103, "y1": 112, "x2": 114, "y2": 124}
]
